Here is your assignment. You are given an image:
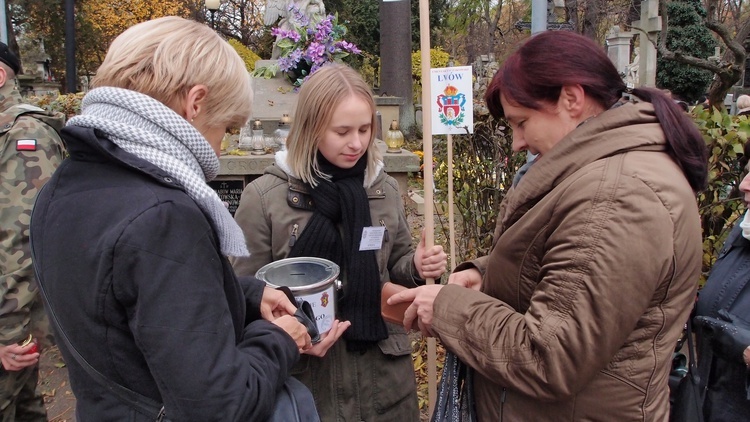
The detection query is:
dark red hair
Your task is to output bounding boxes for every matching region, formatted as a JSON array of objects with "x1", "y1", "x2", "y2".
[{"x1": 485, "y1": 31, "x2": 707, "y2": 191}]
